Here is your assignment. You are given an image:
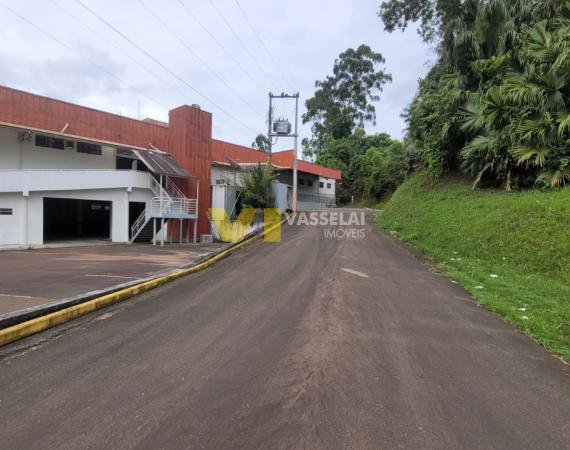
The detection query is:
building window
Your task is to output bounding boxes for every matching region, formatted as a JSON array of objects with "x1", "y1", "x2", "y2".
[
  {"x1": 0, "y1": 208, "x2": 13, "y2": 215},
  {"x1": 327, "y1": 183, "x2": 332, "y2": 189},
  {"x1": 319, "y1": 182, "x2": 324, "y2": 188},
  {"x1": 308, "y1": 180, "x2": 313, "y2": 187},
  {"x1": 299, "y1": 178, "x2": 305, "y2": 185},
  {"x1": 35, "y1": 134, "x2": 65, "y2": 150},
  {"x1": 77, "y1": 142, "x2": 102, "y2": 155}
]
